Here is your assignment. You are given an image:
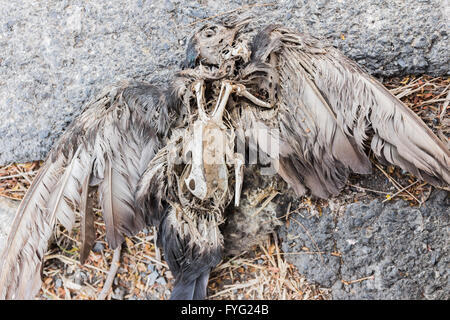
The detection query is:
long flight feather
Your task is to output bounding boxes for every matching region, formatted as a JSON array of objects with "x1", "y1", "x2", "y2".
[
  {"x1": 80, "y1": 158, "x2": 95, "y2": 263},
  {"x1": 0, "y1": 157, "x2": 64, "y2": 299}
]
